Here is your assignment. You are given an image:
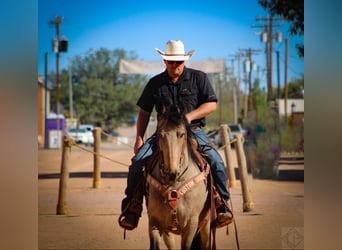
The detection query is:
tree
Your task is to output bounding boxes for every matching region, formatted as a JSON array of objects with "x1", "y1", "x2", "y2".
[
  {"x1": 258, "y1": 0, "x2": 304, "y2": 57},
  {"x1": 284, "y1": 76, "x2": 304, "y2": 98},
  {"x1": 50, "y1": 48, "x2": 148, "y2": 130}
]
